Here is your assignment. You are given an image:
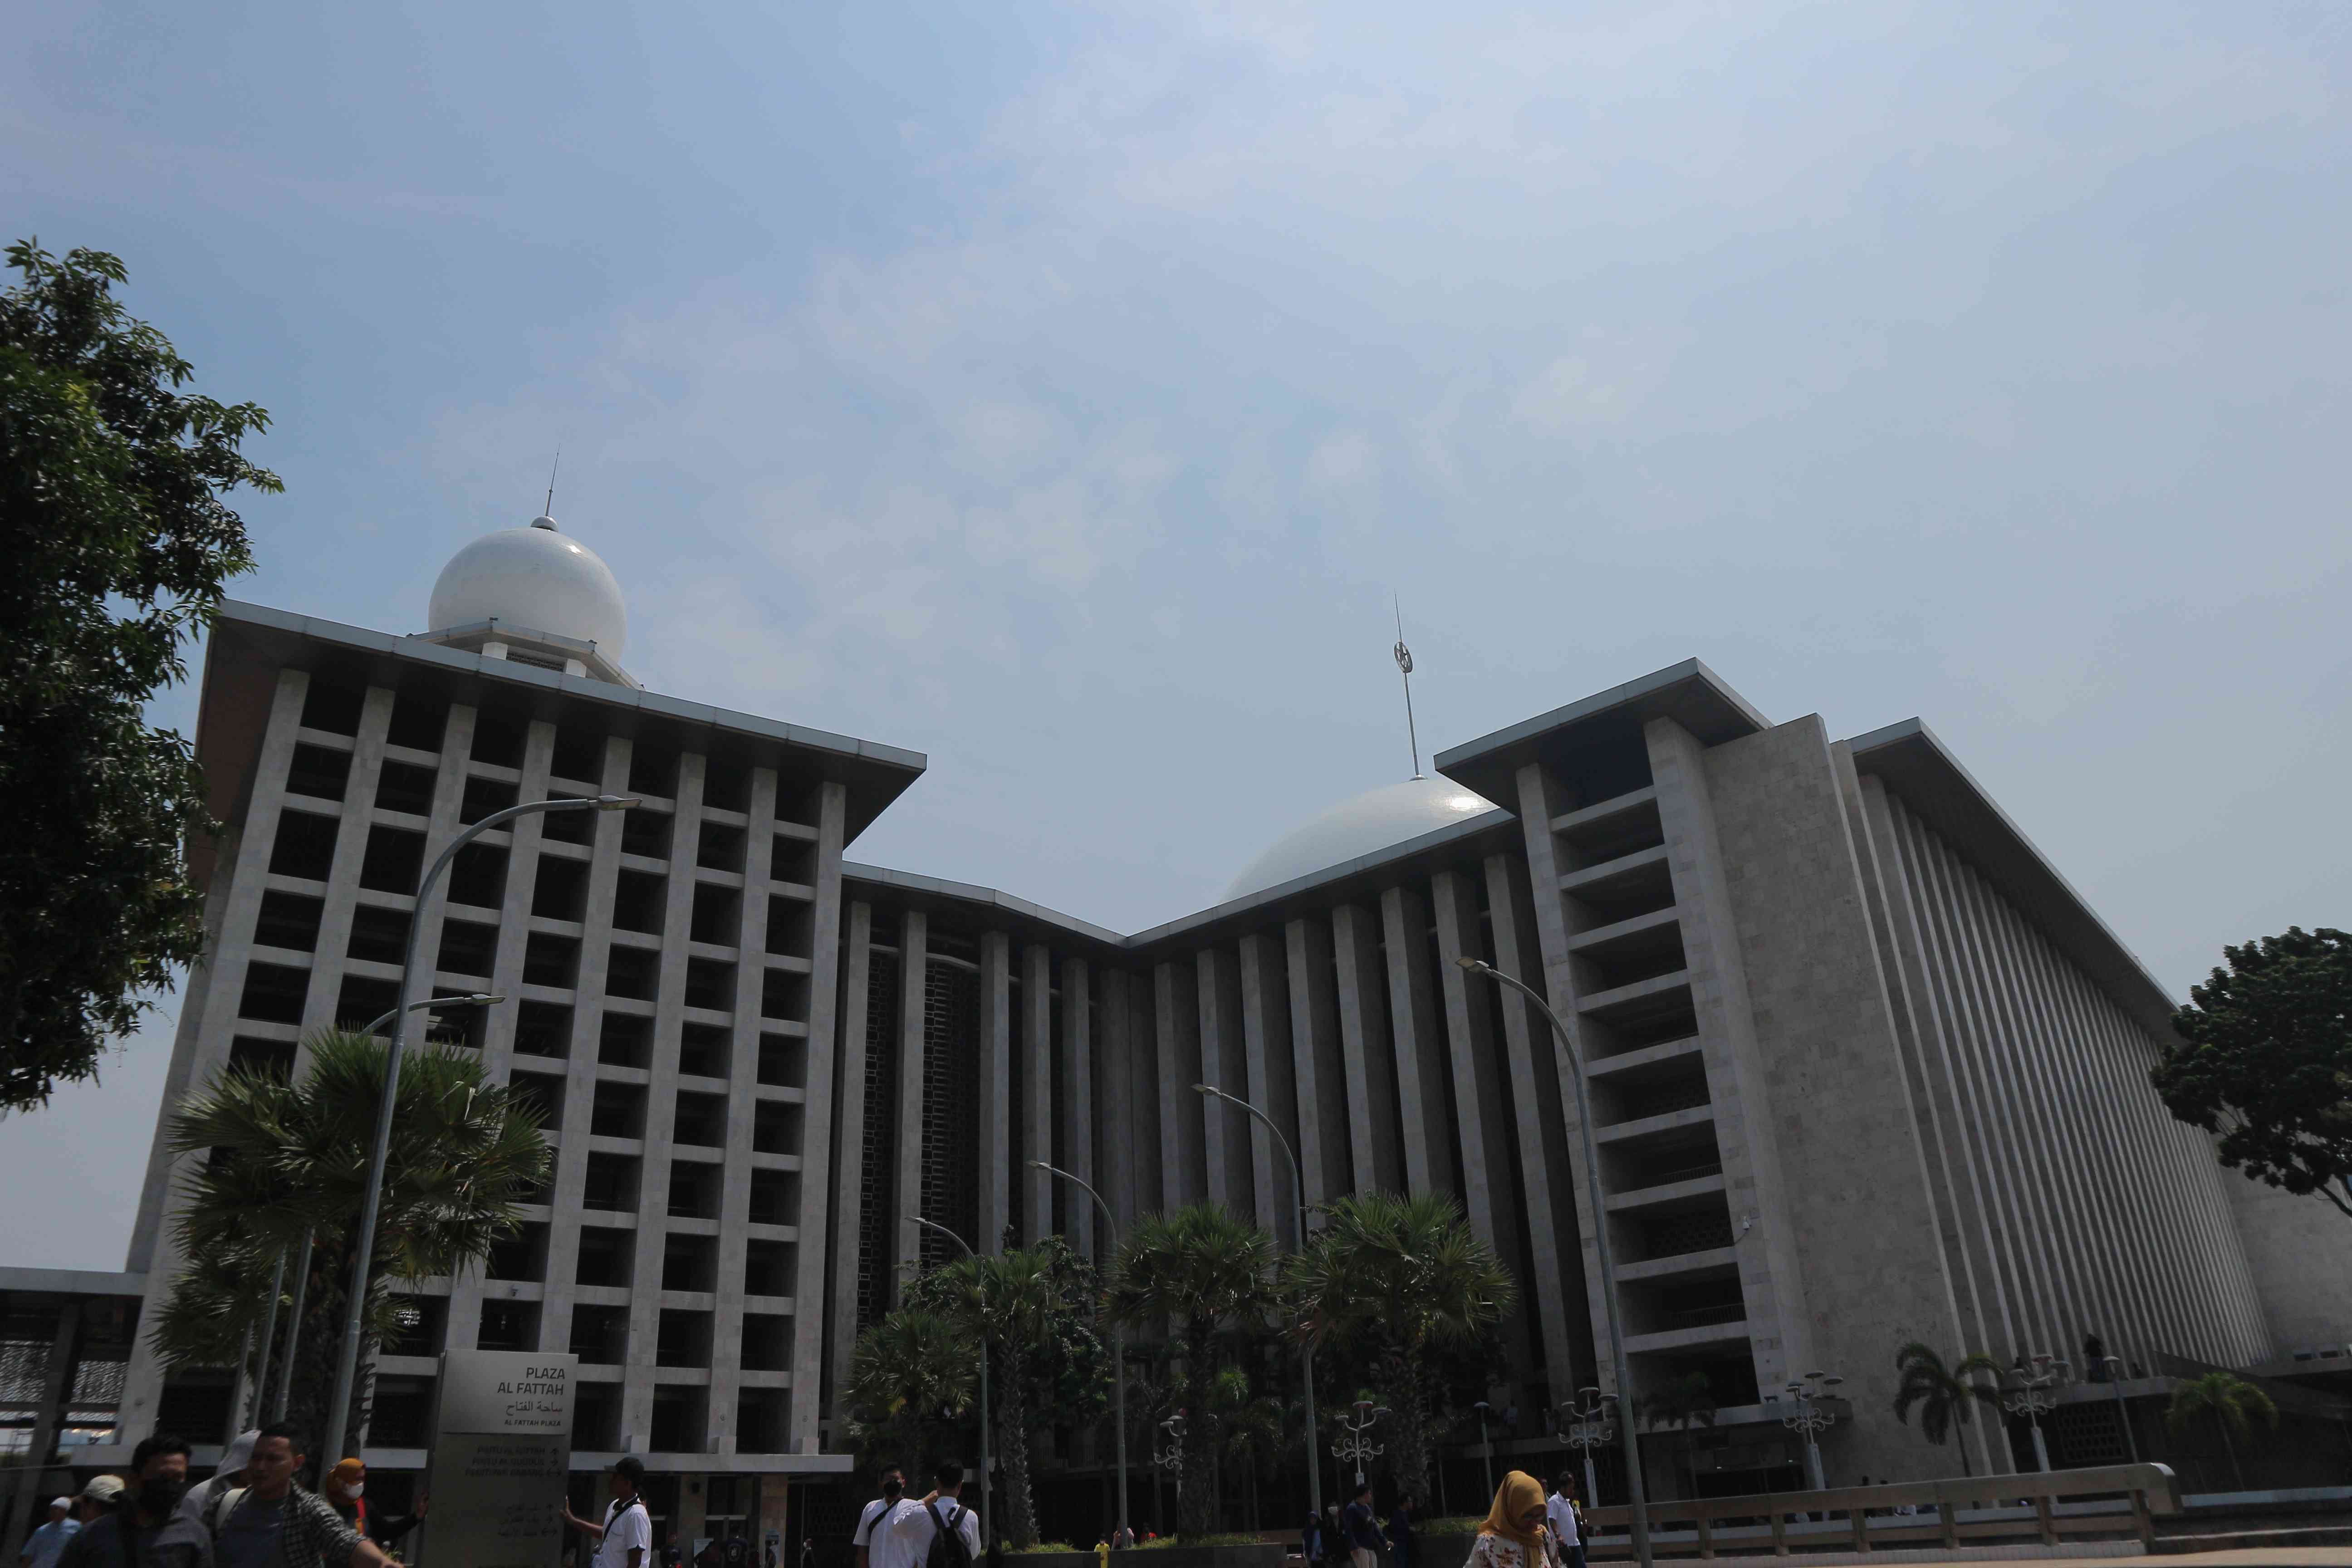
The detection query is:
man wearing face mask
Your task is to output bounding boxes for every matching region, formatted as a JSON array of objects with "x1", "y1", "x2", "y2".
[
  {"x1": 207, "y1": 1424, "x2": 395, "y2": 1568},
  {"x1": 320, "y1": 1460, "x2": 426, "y2": 1549},
  {"x1": 851, "y1": 1465, "x2": 905, "y2": 1568},
  {"x1": 56, "y1": 1435, "x2": 213, "y2": 1568}
]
